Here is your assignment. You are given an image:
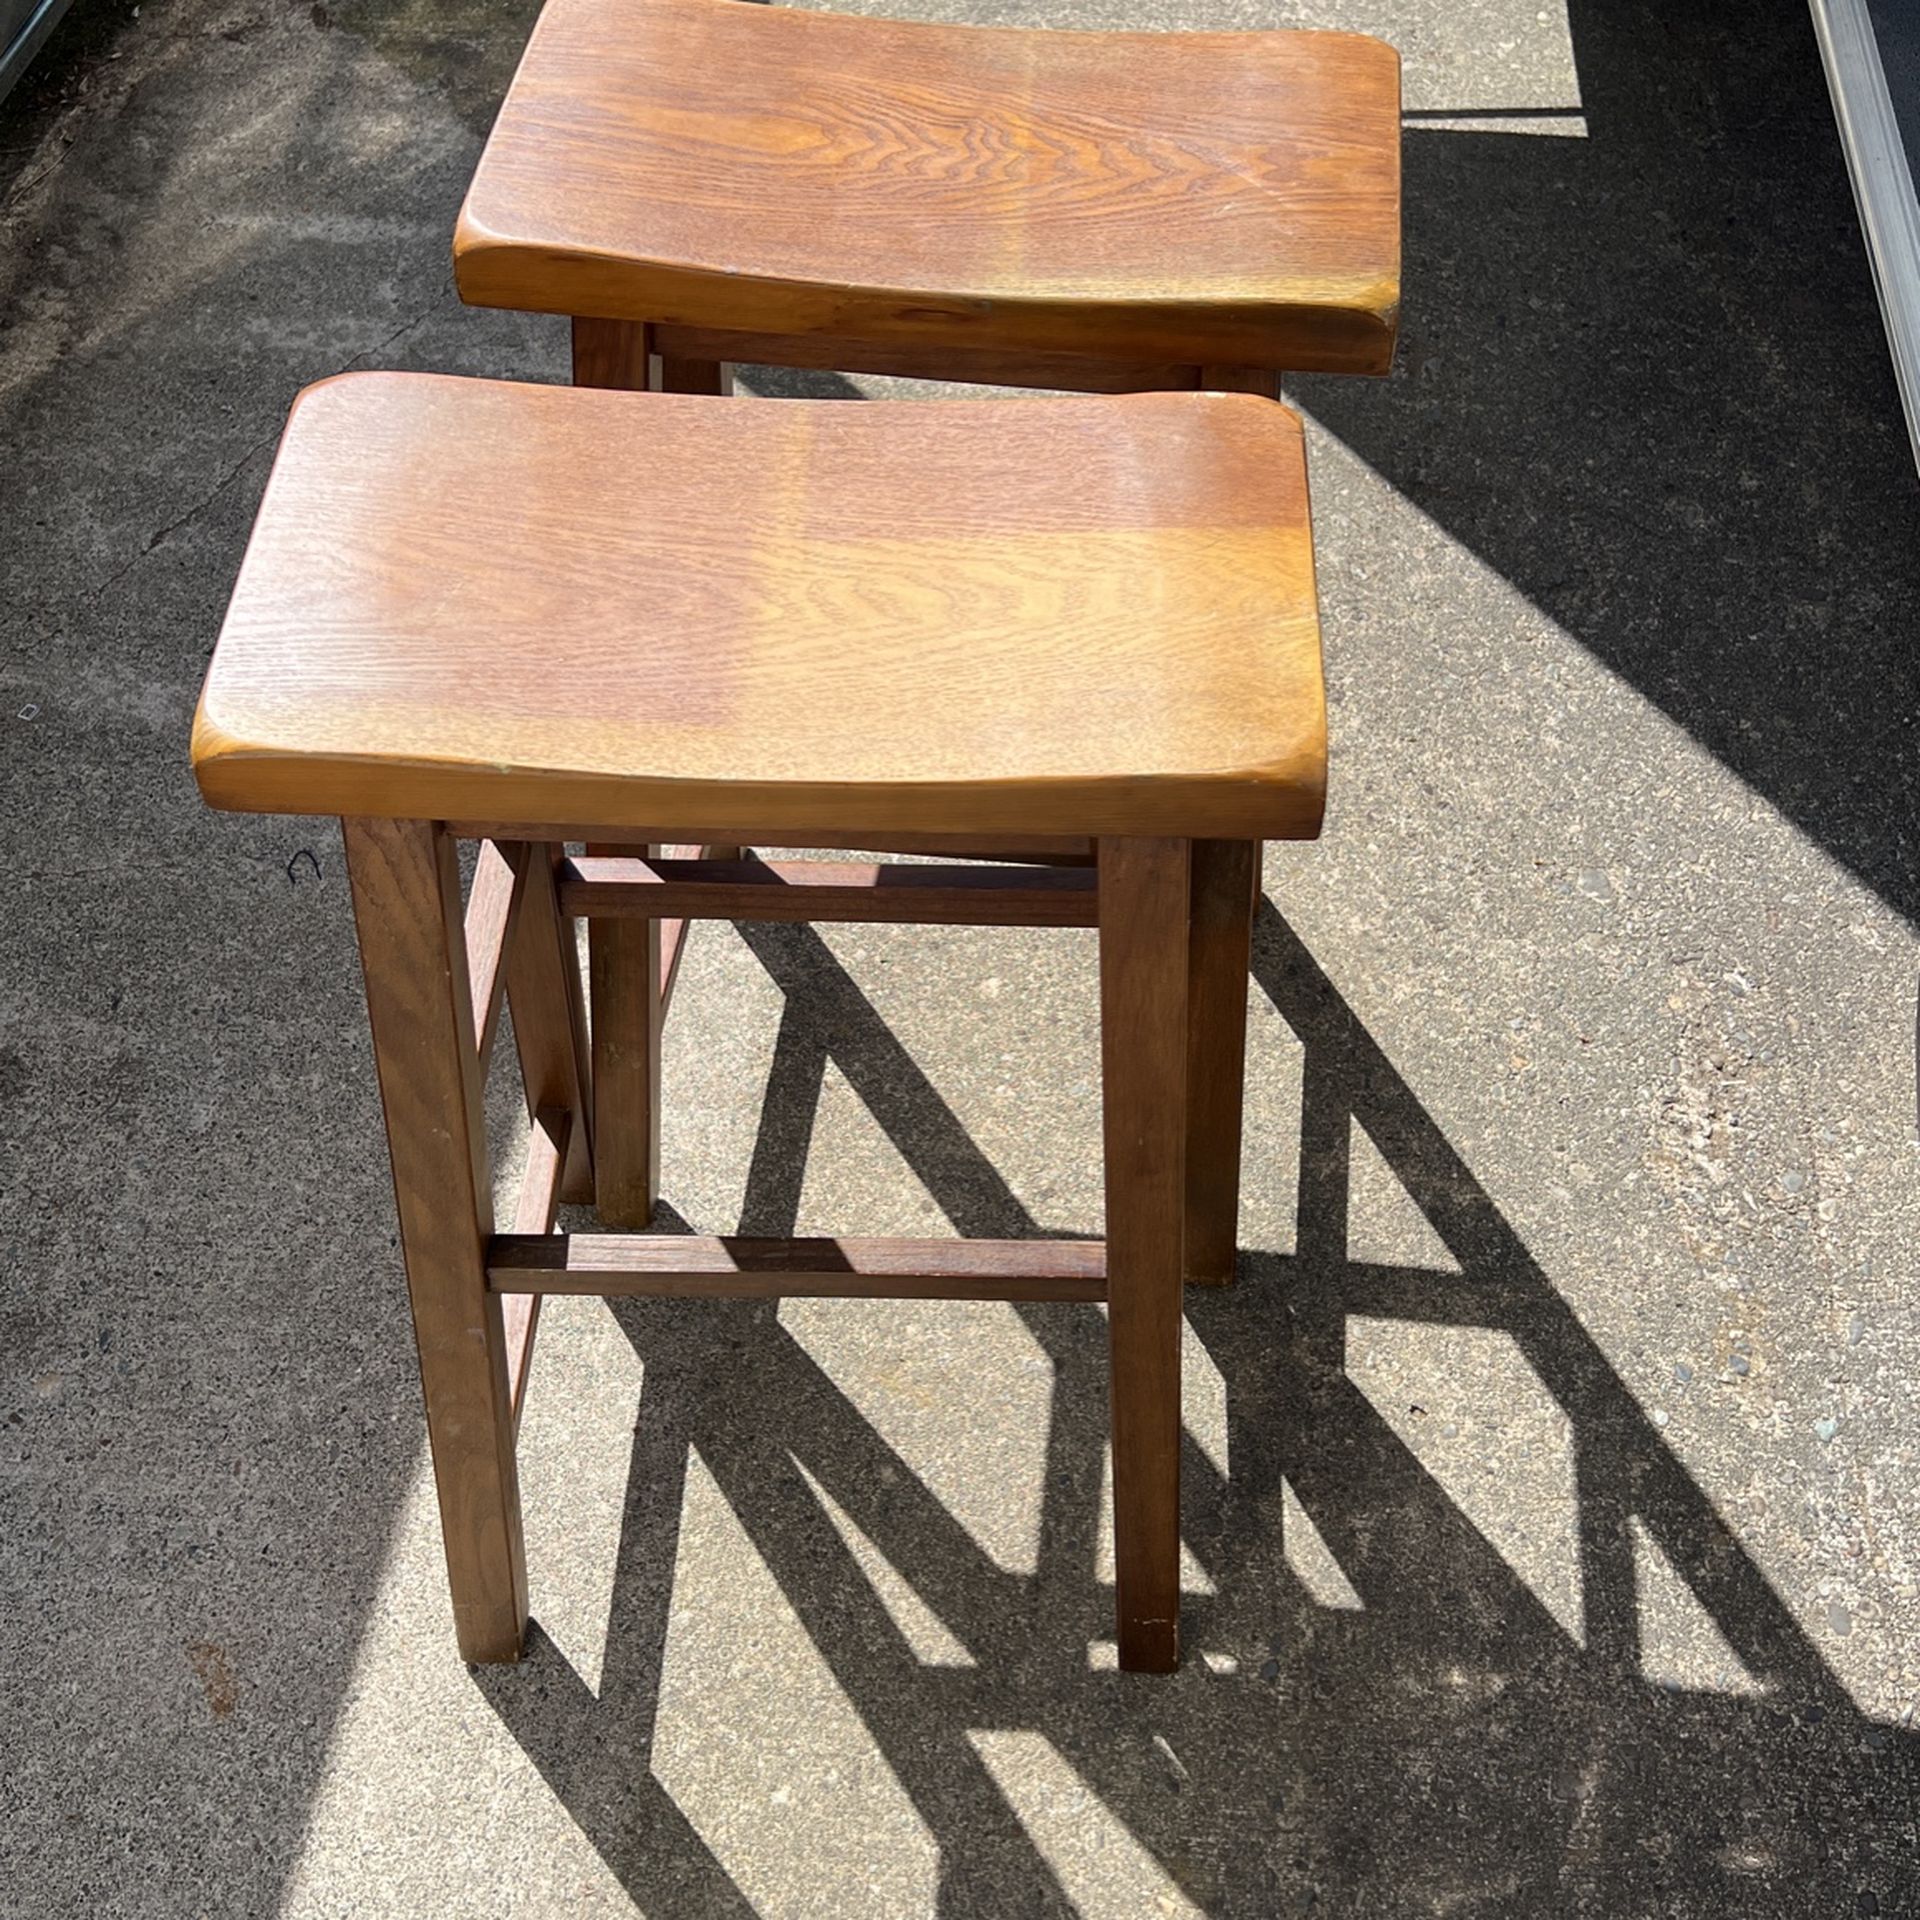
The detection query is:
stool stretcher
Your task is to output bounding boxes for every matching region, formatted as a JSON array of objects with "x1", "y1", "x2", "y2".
[{"x1": 488, "y1": 1232, "x2": 1107, "y2": 1302}]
